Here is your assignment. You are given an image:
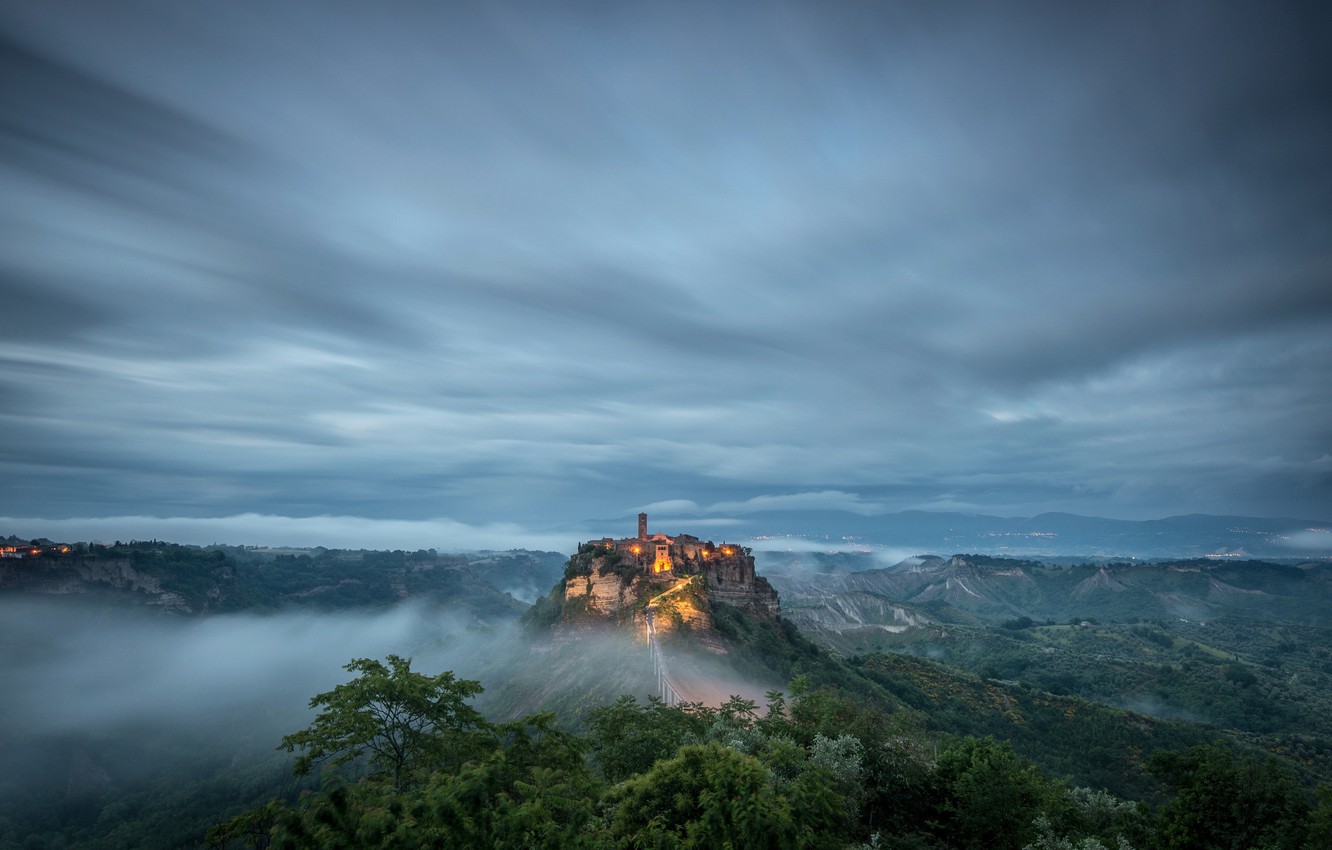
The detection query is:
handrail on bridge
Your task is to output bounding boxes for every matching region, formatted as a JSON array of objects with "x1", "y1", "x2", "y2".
[{"x1": 644, "y1": 606, "x2": 680, "y2": 706}]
